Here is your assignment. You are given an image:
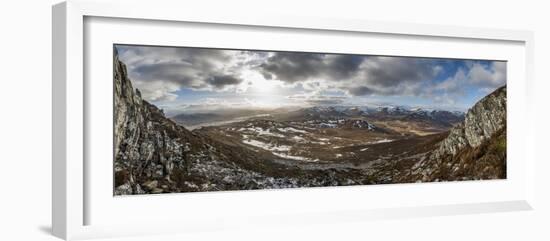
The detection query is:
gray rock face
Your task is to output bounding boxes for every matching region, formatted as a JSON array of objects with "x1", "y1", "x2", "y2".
[
  {"x1": 406, "y1": 86, "x2": 507, "y2": 181},
  {"x1": 114, "y1": 183, "x2": 133, "y2": 195},
  {"x1": 463, "y1": 87, "x2": 507, "y2": 147},
  {"x1": 114, "y1": 48, "x2": 191, "y2": 194},
  {"x1": 435, "y1": 86, "x2": 506, "y2": 157}
]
